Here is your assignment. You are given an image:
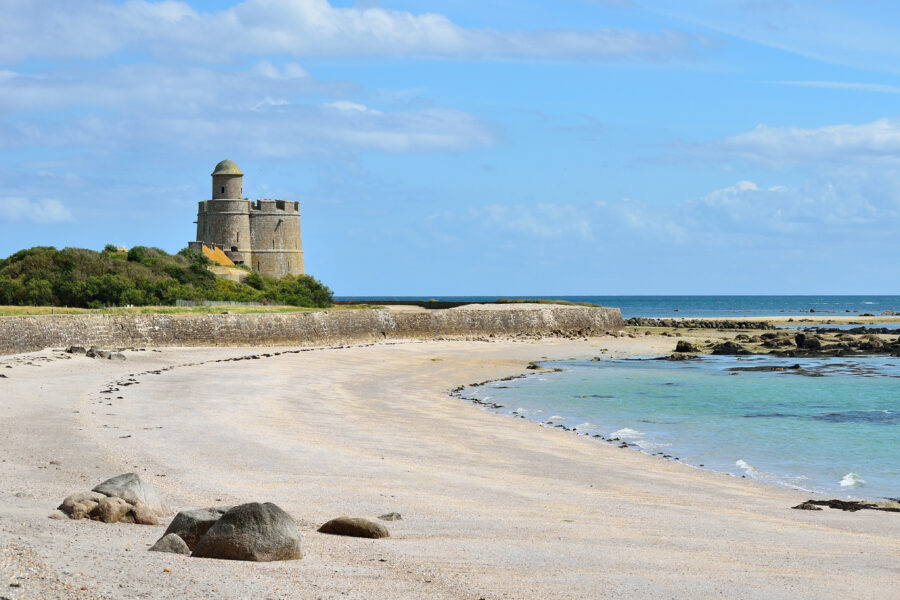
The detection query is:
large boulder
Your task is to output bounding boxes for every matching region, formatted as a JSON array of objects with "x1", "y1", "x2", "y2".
[
  {"x1": 191, "y1": 503, "x2": 303, "y2": 562},
  {"x1": 149, "y1": 533, "x2": 191, "y2": 555},
  {"x1": 318, "y1": 517, "x2": 390, "y2": 539},
  {"x1": 92, "y1": 473, "x2": 168, "y2": 517},
  {"x1": 163, "y1": 507, "x2": 231, "y2": 551}
]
